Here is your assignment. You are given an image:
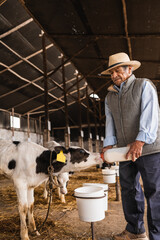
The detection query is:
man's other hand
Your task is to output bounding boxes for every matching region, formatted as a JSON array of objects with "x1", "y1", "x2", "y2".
[{"x1": 126, "y1": 140, "x2": 145, "y2": 162}]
